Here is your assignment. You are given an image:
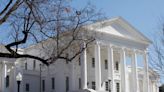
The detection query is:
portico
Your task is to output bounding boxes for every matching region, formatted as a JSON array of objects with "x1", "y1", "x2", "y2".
[{"x1": 80, "y1": 39, "x2": 150, "y2": 92}]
